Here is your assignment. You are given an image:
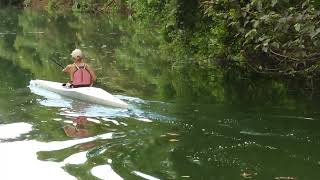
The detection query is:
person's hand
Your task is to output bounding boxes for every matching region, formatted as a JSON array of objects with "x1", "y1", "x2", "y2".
[{"x1": 63, "y1": 65, "x2": 71, "y2": 72}]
